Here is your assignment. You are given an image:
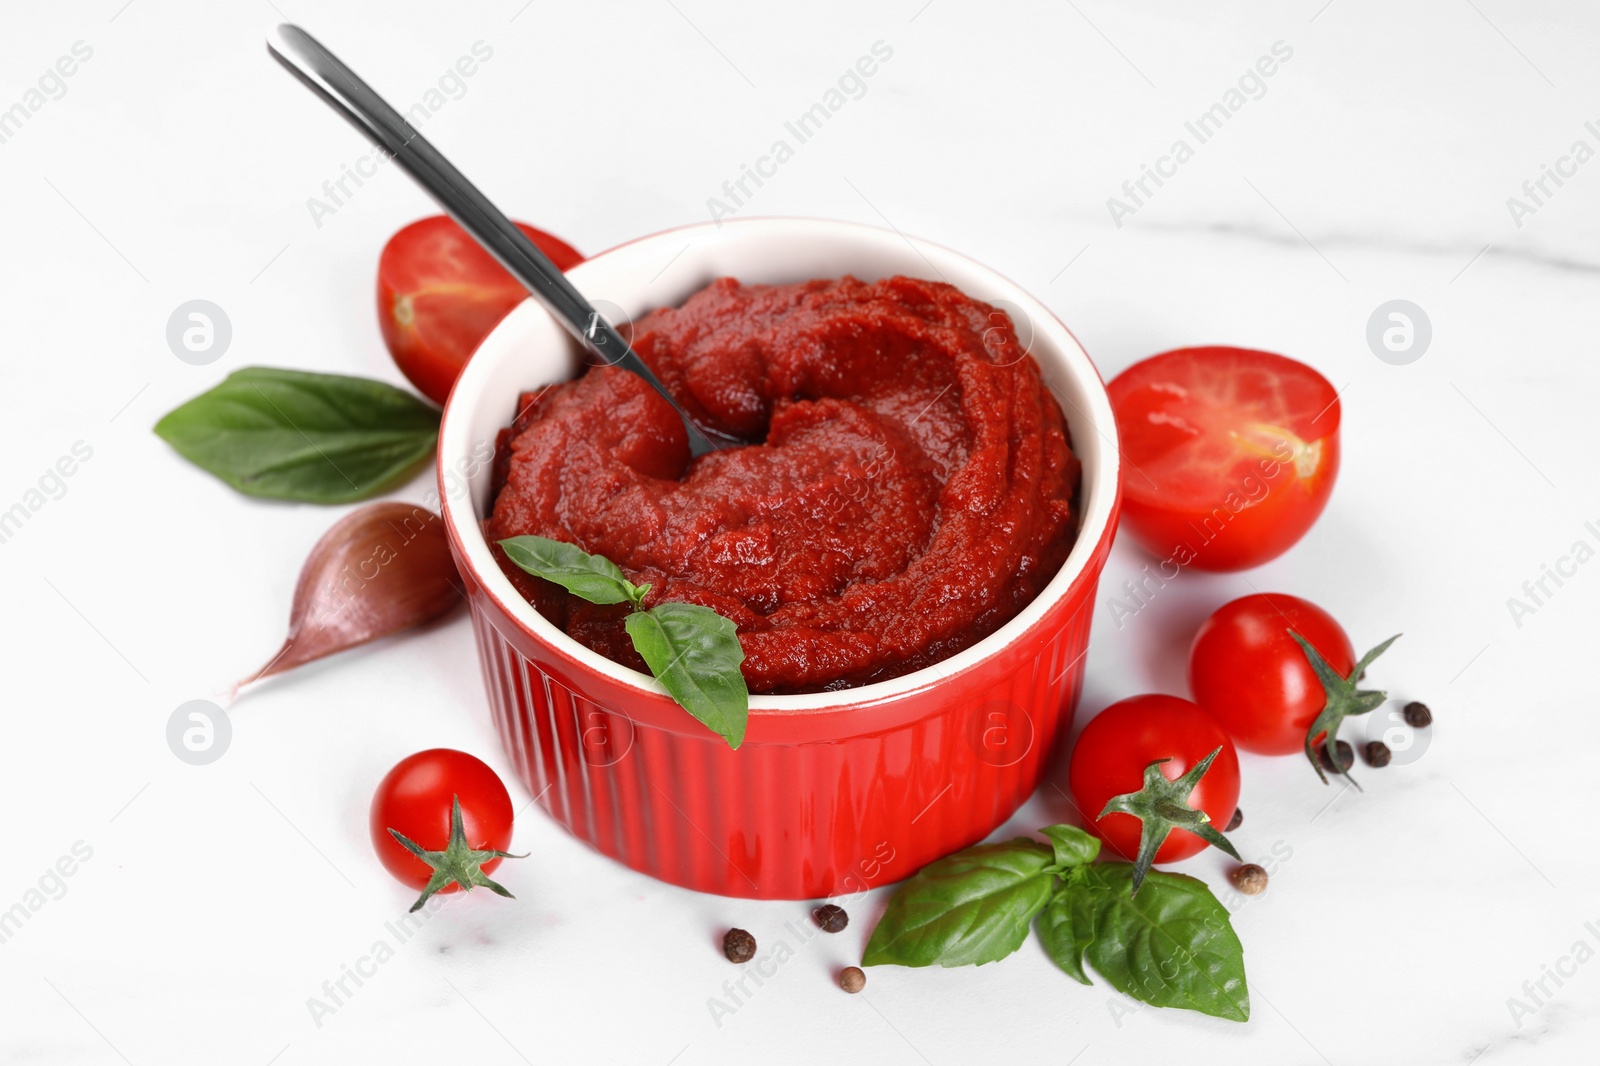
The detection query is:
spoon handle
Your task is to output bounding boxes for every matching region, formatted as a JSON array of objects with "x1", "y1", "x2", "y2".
[{"x1": 267, "y1": 24, "x2": 719, "y2": 454}]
